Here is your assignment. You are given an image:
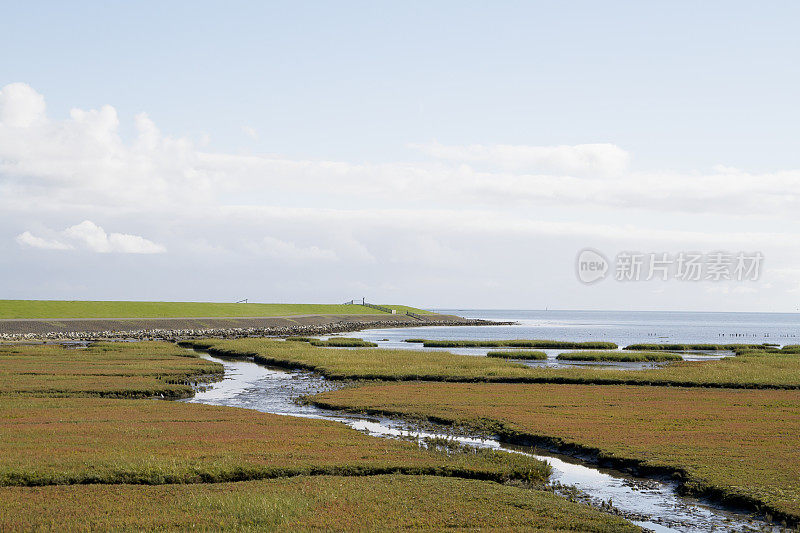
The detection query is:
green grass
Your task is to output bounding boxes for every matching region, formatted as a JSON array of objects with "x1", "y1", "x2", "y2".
[
  {"x1": 418, "y1": 340, "x2": 619, "y2": 349},
  {"x1": 0, "y1": 342, "x2": 222, "y2": 398},
  {"x1": 286, "y1": 337, "x2": 378, "y2": 347},
  {"x1": 0, "y1": 396, "x2": 552, "y2": 487},
  {"x1": 183, "y1": 339, "x2": 800, "y2": 388},
  {"x1": 556, "y1": 351, "x2": 683, "y2": 362},
  {"x1": 382, "y1": 305, "x2": 436, "y2": 315},
  {"x1": 0, "y1": 475, "x2": 639, "y2": 532},
  {"x1": 0, "y1": 342, "x2": 547, "y2": 489},
  {"x1": 623, "y1": 343, "x2": 767, "y2": 351},
  {"x1": 520, "y1": 351, "x2": 800, "y2": 389},
  {"x1": 0, "y1": 300, "x2": 433, "y2": 319},
  {"x1": 487, "y1": 350, "x2": 547, "y2": 360},
  {"x1": 312, "y1": 382, "x2": 800, "y2": 524},
  {"x1": 310, "y1": 338, "x2": 379, "y2": 348},
  {"x1": 734, "y1": 346, "x2": 800, "y2": 355},
  {"x1": 0, "y1": 341, "x2": 643, "y2": 531},
  {"x1": 181, "y1": 338, "x2": 541, "y2": 381}
]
